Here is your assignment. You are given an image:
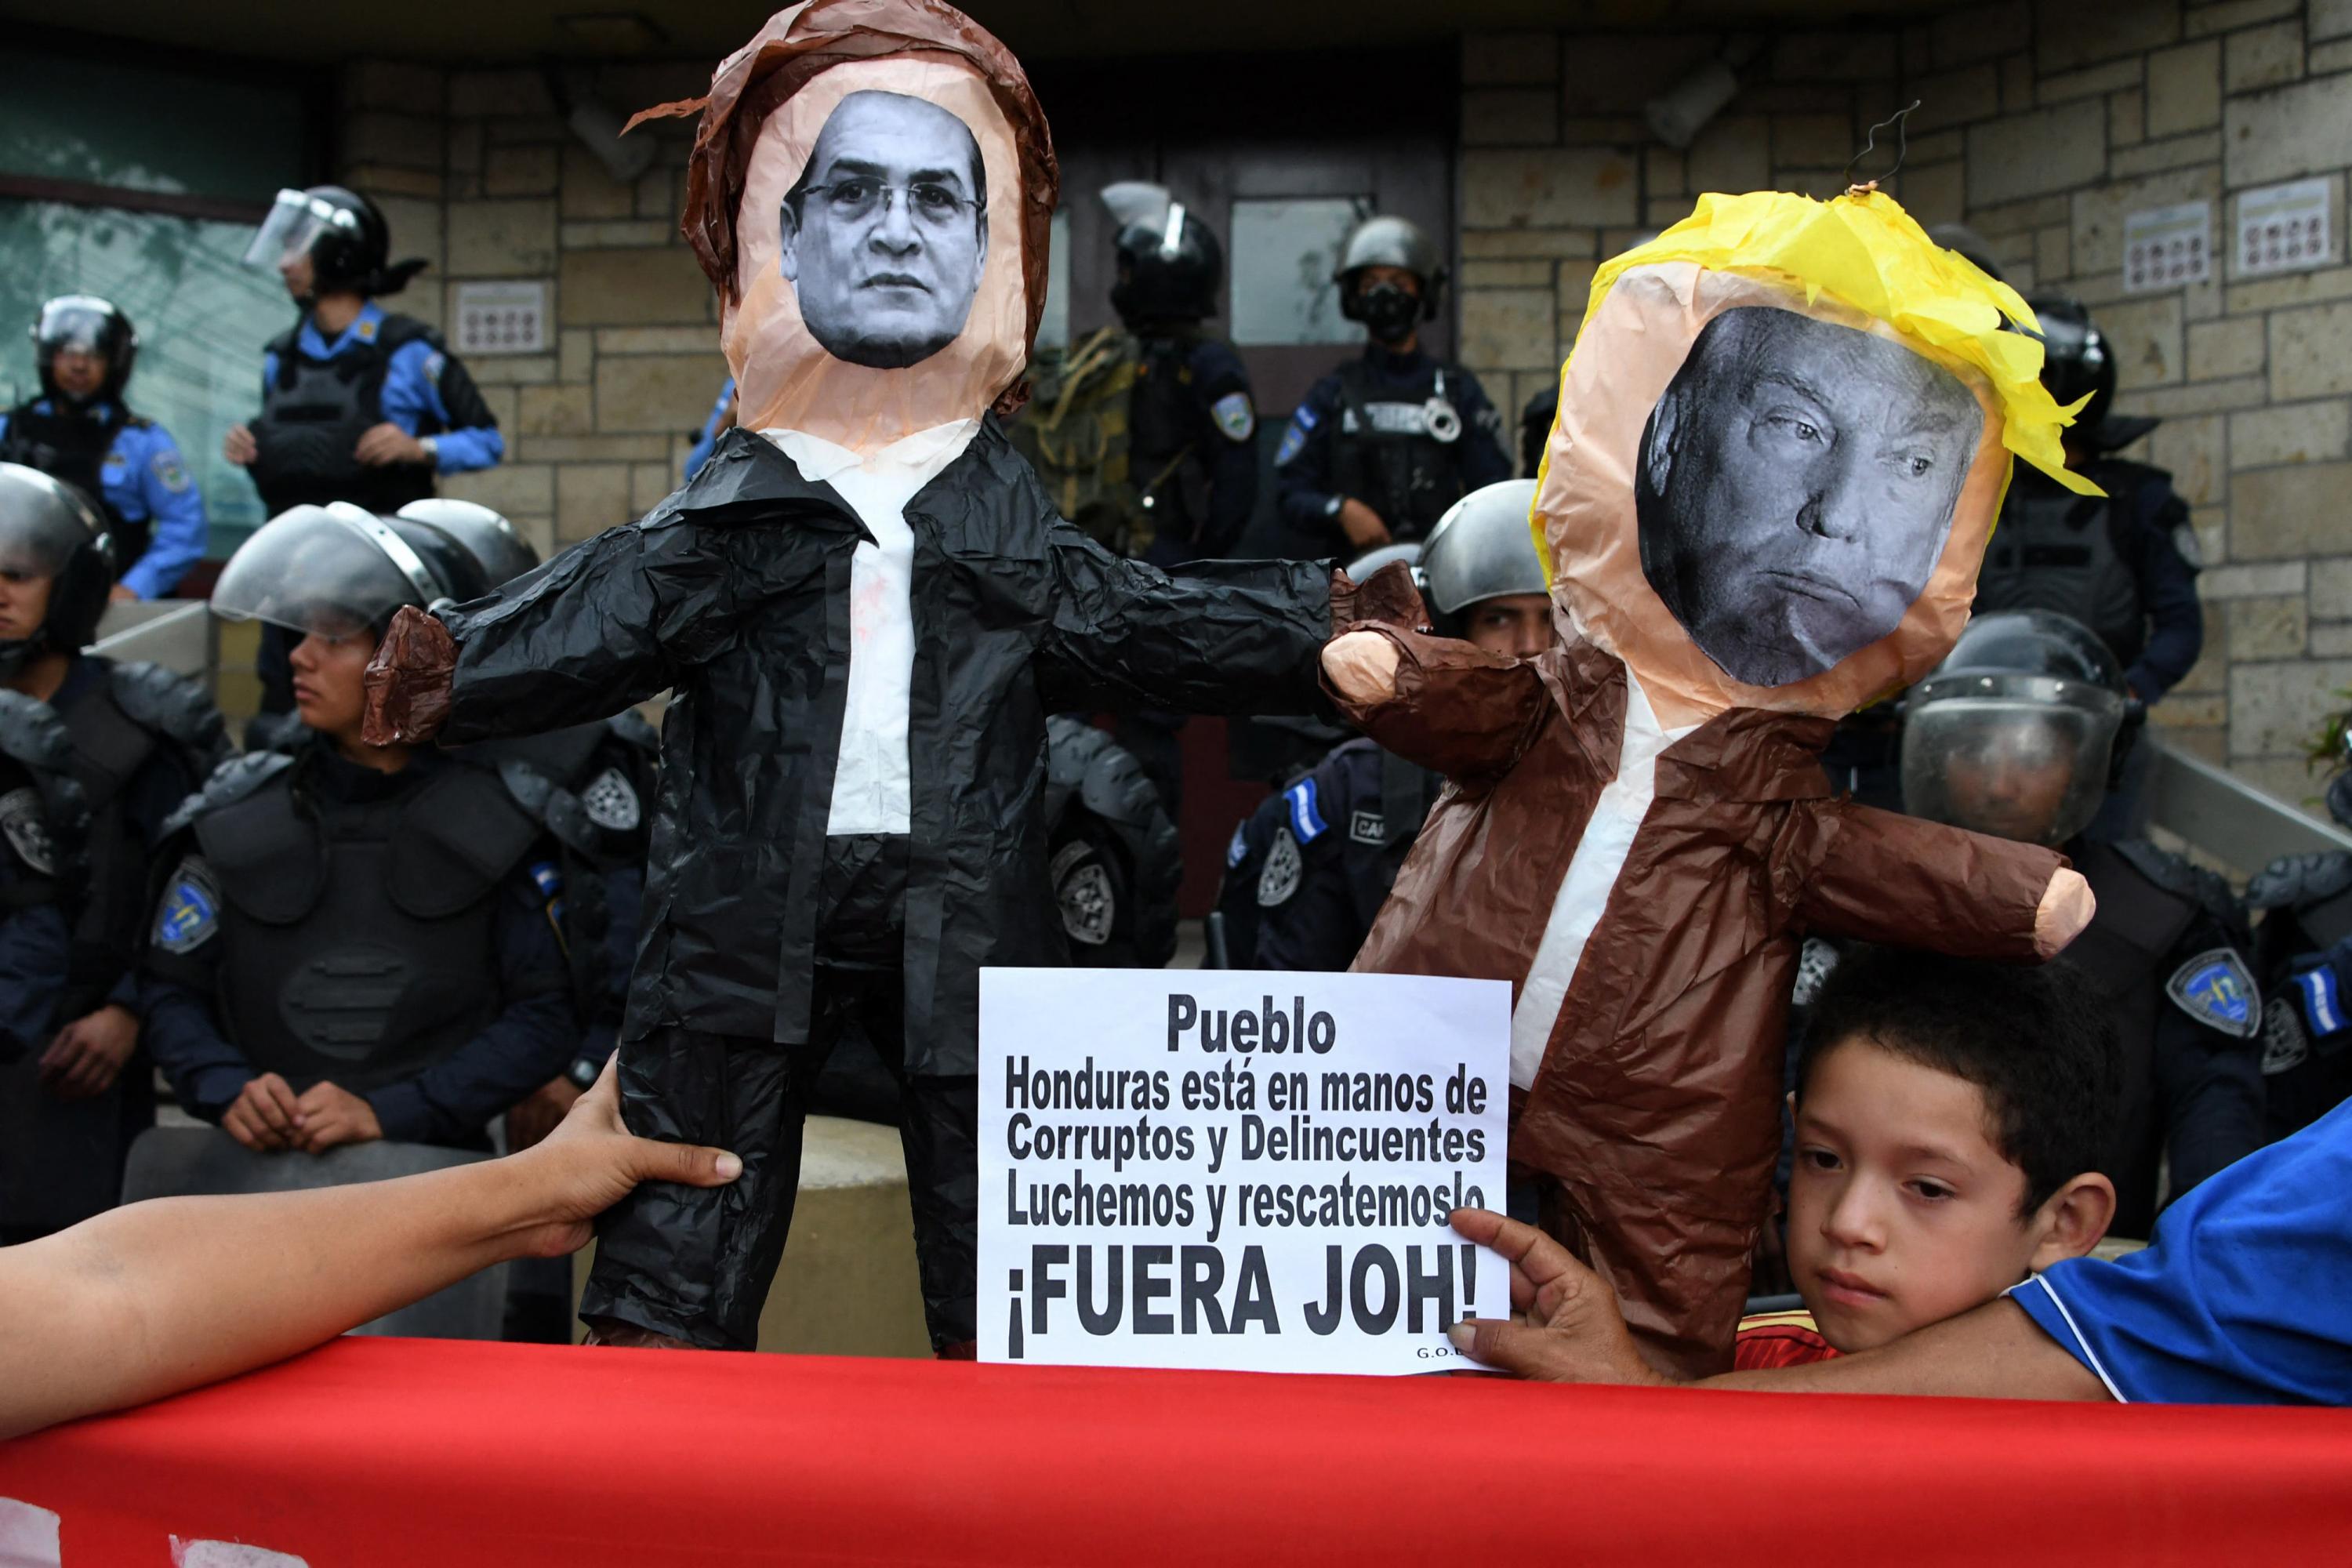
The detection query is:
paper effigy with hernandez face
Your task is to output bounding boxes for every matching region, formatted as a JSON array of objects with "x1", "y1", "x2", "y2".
[{"x1": 1331, "y1": 188, "x2": 2103, "y2": 1377}]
